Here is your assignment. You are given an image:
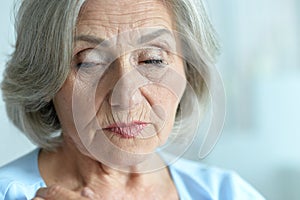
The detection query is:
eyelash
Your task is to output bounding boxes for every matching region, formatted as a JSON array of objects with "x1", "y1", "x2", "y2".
[
  {"x1": 76, "y1": 62, "x2": 98, "y2": 68},
  {"x1": 140, "y1": 59, "x2": 165, "y2": 65},
  {"x1": 76, "y1": 58, "x2": 167, "y2": 69},
  {"x1": 75, "y1": 48, "x2": 168, "y2": 69}
]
